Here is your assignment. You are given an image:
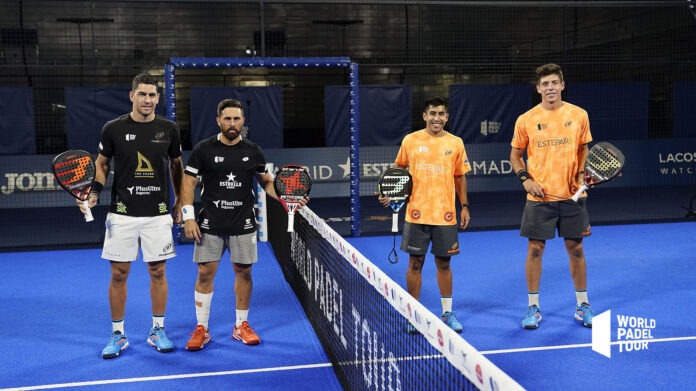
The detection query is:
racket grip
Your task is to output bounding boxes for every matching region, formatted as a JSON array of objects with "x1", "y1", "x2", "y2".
[
  {"x1": 571, "y1": 184, "x2": 589, "y2": 202},
  {"x1": 391, "y1": 212, "x2": 399, "y2": 233},
  {"x1": 83, "y1": 200, "x2": 94, "y2": 222},
  {"x1": 287, "y1": 212, "x2": 294, "y2": 232}
]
